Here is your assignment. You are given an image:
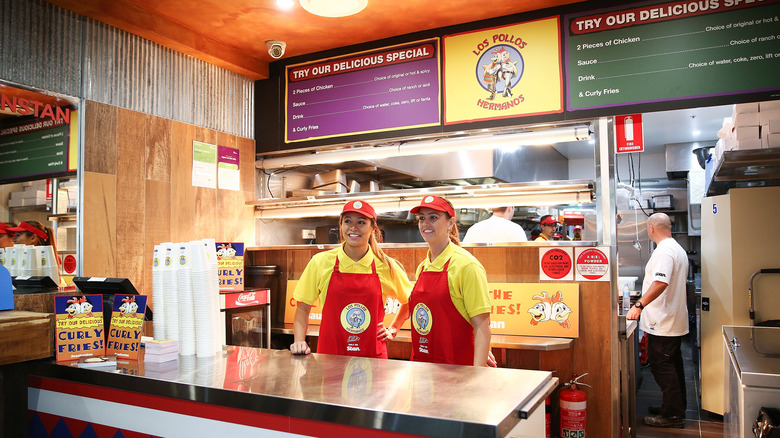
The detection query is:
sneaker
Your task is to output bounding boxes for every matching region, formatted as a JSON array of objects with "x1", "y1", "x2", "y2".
[
  {"x1": 648, "y1": 406, "x2": 661, "y2": 415},
  {"x1": 643, "y1": 415, "x2": 685, "y2": 428}
]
